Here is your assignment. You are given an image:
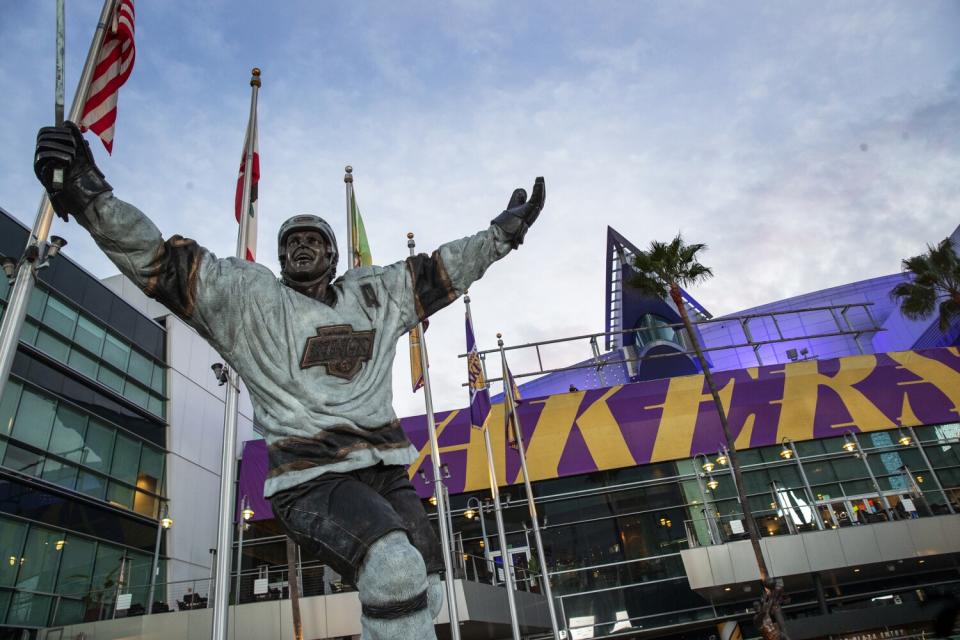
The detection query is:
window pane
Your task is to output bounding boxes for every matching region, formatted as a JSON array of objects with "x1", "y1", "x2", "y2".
[
  {"x1": 67, "y1": 348, "x2": 99, "y2": 379},
  {"x1": 127, "y1": 350, "x2": 153, "y2": 386},
  {"x1": 43, "y1": 296, "x2": 78, "y2": 338},
  {"x1": 26, "y1": 288, "x2": 47, "y2": 321},
  {"x1": 74, "y1": 315, "x2": 106, "y2": 356},
  {"x1": 101, "y1": 333, "x2": 130, "y2": 371},
  {"x1": 150, "y1": 364, "x2": 165, "y2": 394},
  {"x1": 138, "y1": 446, "x2": 164, "y2": 496},
  {"x1": 20, "y1": 319, "x2": 39, "y2": 346},
  {"x1": 35, "y1": 328, "x2": 71, "y2": 362},
  {"x1": 133, "y1": 491, "x2": 158, "y2": 518},
  {"x1": 51, "y1": 598, "x2": 85, "y2": 626},
  {"x1": 148, "y1": 394, "x2": 165, "y2": 418},
  {"x1": 124, "y1": 379, "x2": 149, "y2": 409},
  {"x1": 82, "y1": 420, "x2": 114, "y2": 472},
  {"x1": 90, "y1": 544, "x2": 124, "y2": 602},
  {"x1": 125, "y1": 552, "x2": 154, "y2": 609},
  {"x1": 0, "y1": 518, "x2": 29, "y2": 587},
  {"x1": 40, "y1": 458, "x2": 78, "y2": 490},
  {"x1": 0, "y1": 381, "x2": 22, "y2": 436},
  {"x1": 16, "y1": 526, "x2": 63, "y2": 592},
  {"x1": 107, "y1": 481, "x2": 134, "y2": 509},
  {"x1": 49, "y1": 404, "x2": 87, "y2": 462},
  {"x1": 76, "y1": 470, "x2": 107, "y2": 500},
  {"x1": 56, "y1": 536, "x2": 96, "y2": 597},
  {"x1": 11, "y1": 388, "x2": 57, "y2": 450},
  {"x1": 111, "y1": 433, "x2": 141, "y2": 484},
  {"x1": 96, "y1": 365, "x2": 124, "y2": 393},
  {"x1": 6, "y1": 592, "x2": 51, "y2": 627},
  {"x1": 3, "y1": 444, "x2": 44, "y2": 476}
]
